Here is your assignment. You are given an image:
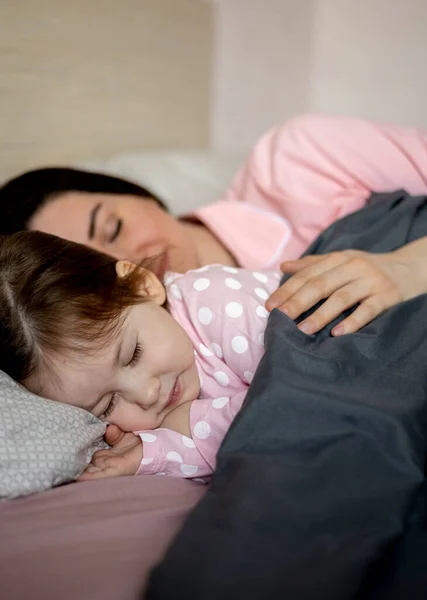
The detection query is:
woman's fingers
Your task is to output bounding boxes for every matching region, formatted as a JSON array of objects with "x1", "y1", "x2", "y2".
[
  {"x1": 280, "y1": 255, "x2": 326, "y2": 273},
  {"x1": 267, "y1": 253, "x2": 348, "y2": 312},
  {"x1": 331, "y1": 292, "x2": 400, "y2": 336},
  {"x1": 266, "y1": 246, "x2": 426, "y2": 335},
  {"x1": 268, "y1": 260, "x2": 363, "y2": 320},
  {"x1": 297, "y1": 280, "x2": 369, "y2": 334}
]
